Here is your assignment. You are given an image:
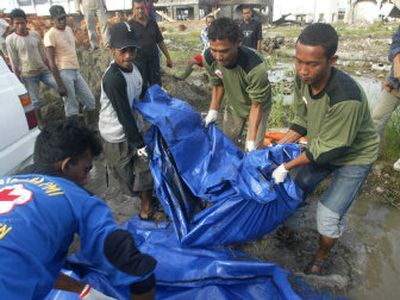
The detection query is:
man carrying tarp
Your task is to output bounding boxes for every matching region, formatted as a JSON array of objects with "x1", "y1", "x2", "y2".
[
  {"x1": 203, "y1": 17, "x2": 271, "y2": 151},
  {"x1": 272, "y1": 23, "x2": 379, "y2": 275},
  {"x1": 0, "y1": 119, "x2": 156, "y2": 299}
]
